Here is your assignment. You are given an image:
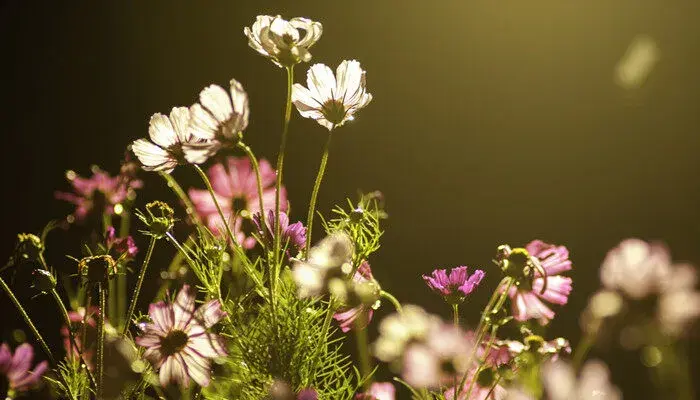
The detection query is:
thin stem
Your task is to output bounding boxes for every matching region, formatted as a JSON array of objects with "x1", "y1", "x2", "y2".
[
  {"x1": 304, "y1": 133, "x2": 333, "y2": 258},
  {"x1": 123, "y1": 237, "x2": 156, "y2": 335},
  {"x1": 0, "y1": 276, "x2": 56, "y2": 366},
  {"x1": 117, "y1": 209, "x2": 132, "y2": 330},
  {"x1": 237, "y1": 143, "x2": 269, "y2": 250},
  {"x1": 274, "y1": 65, "x2": 294, "y2": 265},
  {"x1": 96, "y1": 283, "x2": 106, "y2": 399},
  {"x1": 355, "y1": 325, "x2": 371, "y2": 389},
  {"x1": 159, "y1": 171, "x2": 202, "y2": 226},
  {"x1": 380, "y1": 290, "x2": 403, "y2": 314},
  {"x1": 452, "y1": 303, "x2": 460, "y2": 327},
  {"x1": 193, "y1": 164, "x2": 237, "y2": 246},
  {"x1": 572, "y1": 330, "x2": 596, "y2": 371}
]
